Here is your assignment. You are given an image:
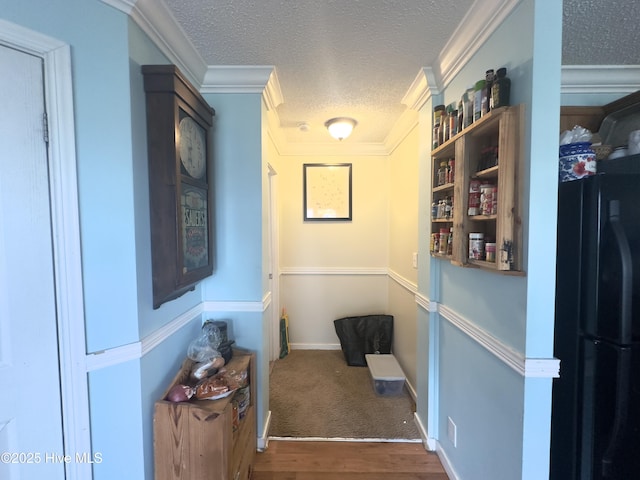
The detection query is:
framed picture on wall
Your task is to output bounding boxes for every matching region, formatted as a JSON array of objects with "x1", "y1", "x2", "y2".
[{"x1": 303, "y1": 163, "x2": 352, "y2": 221}]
